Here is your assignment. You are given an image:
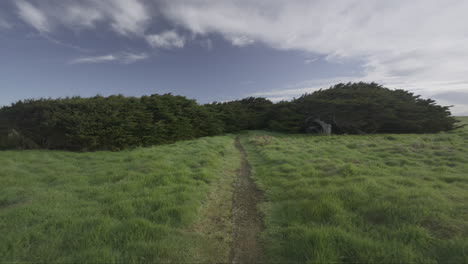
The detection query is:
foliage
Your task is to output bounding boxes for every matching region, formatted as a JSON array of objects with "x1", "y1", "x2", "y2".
[
  {"x1": 206, "y1": 97, "x2": 273, "y2": 132},
  {"x1": 242, "y1": 120, "x2": 468, "y2": 263},
  {"x1": 0, "y1": 94, "x2": 224, "y2": 151},
  {"x1": 0, "y1": 83, "x2": 459, "y2": 150},
  {"x1": 279, "y1": 82, "x2": 458, "y2": 134},
  {"x1": 266, "y1": 101, "x2": 304, "y2": 133}
]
